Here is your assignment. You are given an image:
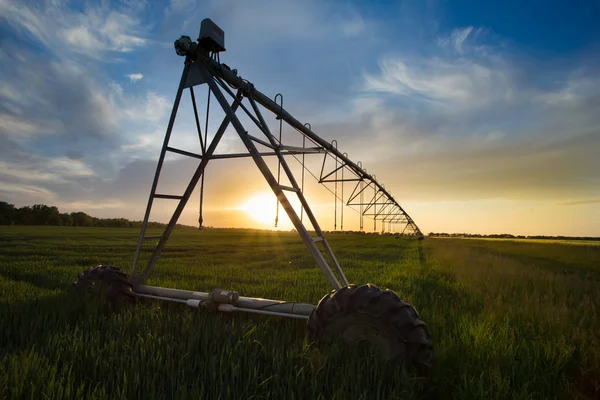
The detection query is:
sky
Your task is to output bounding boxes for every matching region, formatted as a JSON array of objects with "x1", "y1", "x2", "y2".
[{"x1": 0, "y1": 0, "x2": 599, "y2": 236}]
